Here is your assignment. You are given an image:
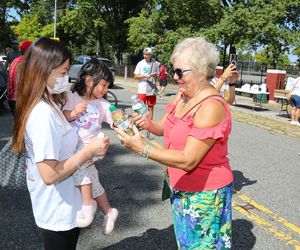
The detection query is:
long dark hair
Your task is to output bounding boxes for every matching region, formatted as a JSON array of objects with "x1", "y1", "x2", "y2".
[
  {"x1": 12, "y1": 37, "x2": 72, "y2": 153},
  {"x1": 72, "y1": 58, "x2": 113, "y2": 97}
]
